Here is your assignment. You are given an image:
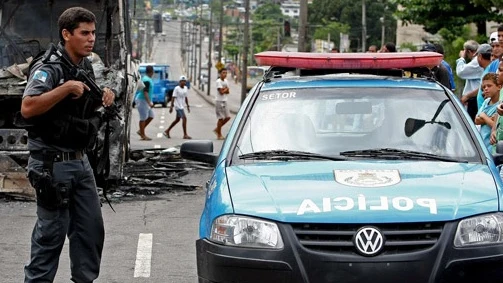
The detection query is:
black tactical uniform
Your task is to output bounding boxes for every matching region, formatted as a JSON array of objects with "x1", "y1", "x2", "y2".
[{"x1": 23, "y1": 43, "x2": 104, "y2": 283}]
